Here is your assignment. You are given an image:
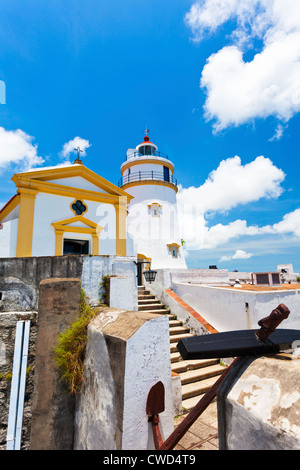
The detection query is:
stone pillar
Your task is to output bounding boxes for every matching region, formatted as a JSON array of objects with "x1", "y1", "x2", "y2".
[
  {"x1": 74, "y1": 308, "x2": 174, "y2": 450},
  {"x1": 30, "y1": 278, "x2": 81, "y2": 450},
  {"x1": 218, "y1": 354, "x2": 300, "y2": 450}
]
